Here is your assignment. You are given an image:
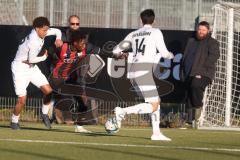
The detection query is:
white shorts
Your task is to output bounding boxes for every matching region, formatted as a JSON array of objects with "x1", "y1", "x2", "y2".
[
  {"x1": 130, "y1": 72, "x2": 159, "y2": 103},
  {"x1": 128, "y1": 62, "x2": 160, "y2": 103},
  {"x1": 11, "y1": 61, "x2": 49, "y2": 97}
]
